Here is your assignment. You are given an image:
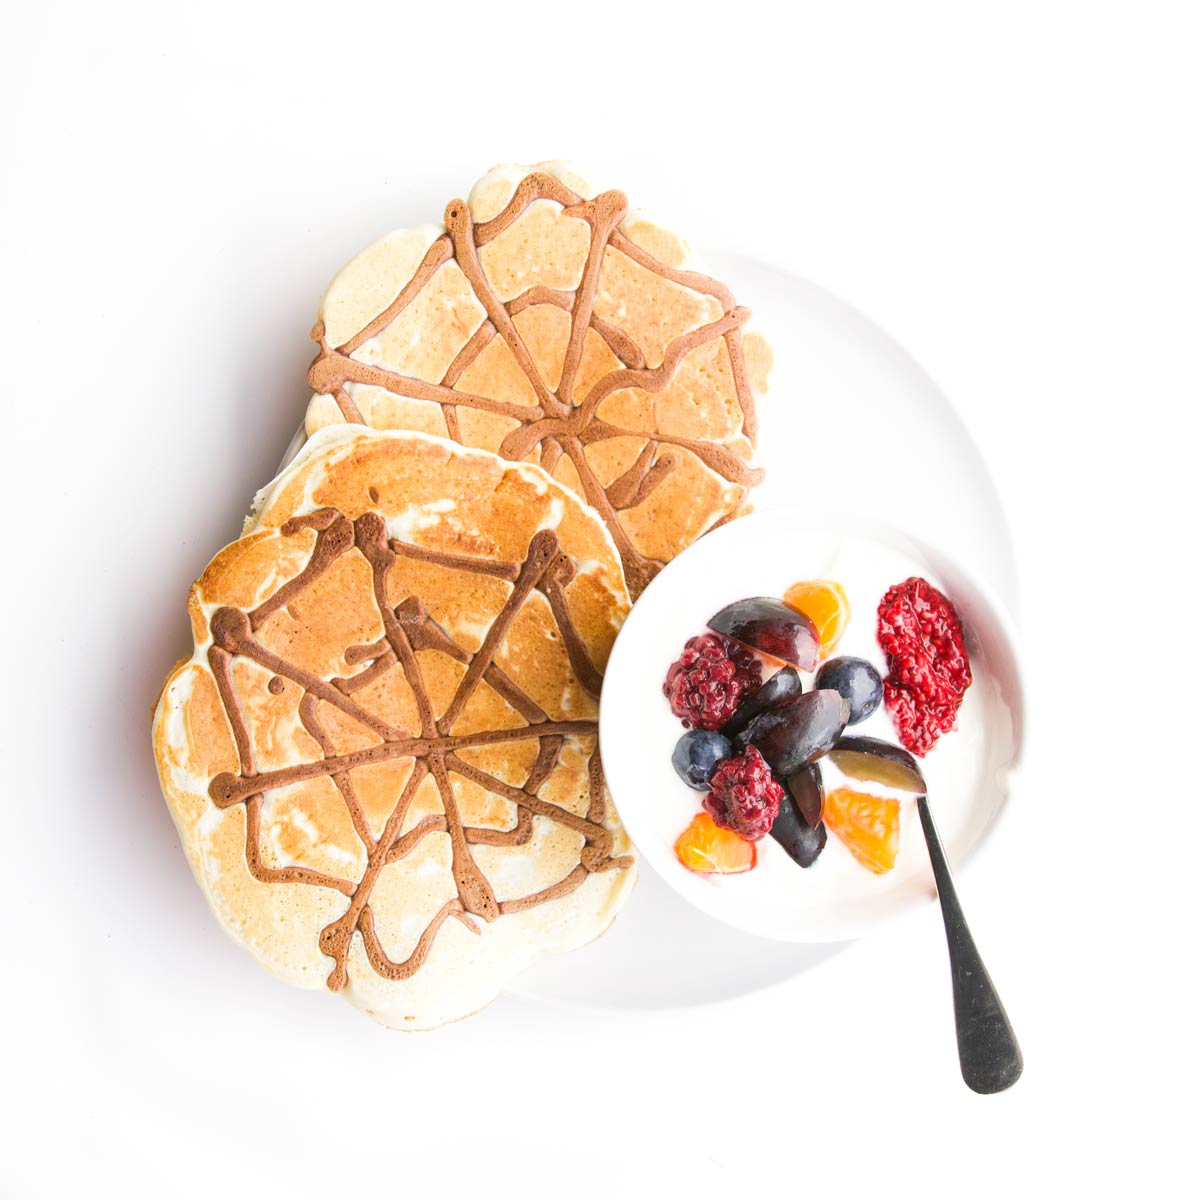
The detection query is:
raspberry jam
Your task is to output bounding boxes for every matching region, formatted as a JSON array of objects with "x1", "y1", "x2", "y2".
[{"x1": 876, "y1": 577, "x2": 972, "y2": 756}]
